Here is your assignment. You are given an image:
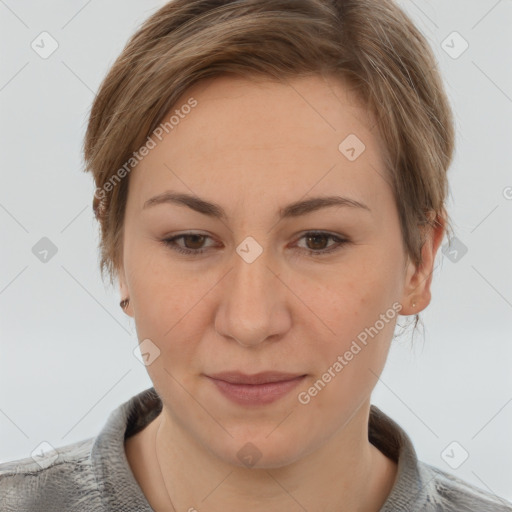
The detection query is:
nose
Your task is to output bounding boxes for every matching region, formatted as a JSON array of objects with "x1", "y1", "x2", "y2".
[{"x1": 214, "y1": 249, "x2": 291, "y2": 348}]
